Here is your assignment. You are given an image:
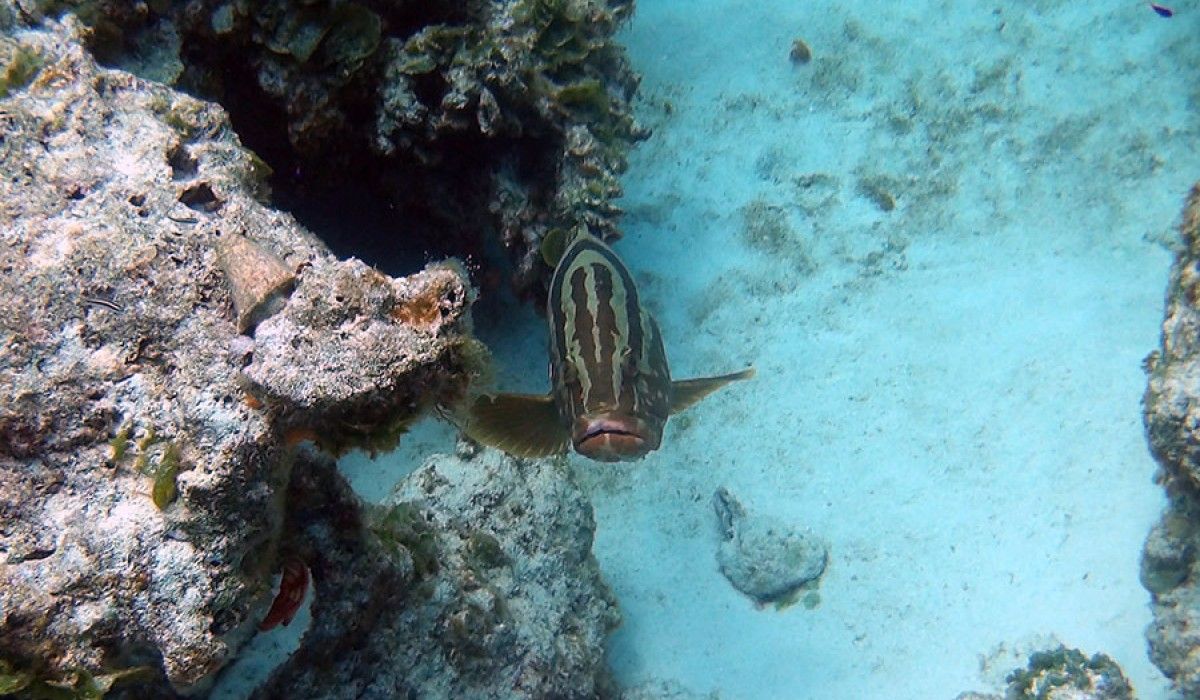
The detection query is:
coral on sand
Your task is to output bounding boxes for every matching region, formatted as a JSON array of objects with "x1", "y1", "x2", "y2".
[
  {"x1": 257, "y1": 444, "x2": 620, "y2": 699},
  {"x1": 1141, "y1": 183, "x2": 1200, "y2": 699},
  {"x1": 0, "y1": 17, "x2": 474, "y2": 694},
  {"x1": 955, "y1": 645, "x2": 1134, "y2": 700}
]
